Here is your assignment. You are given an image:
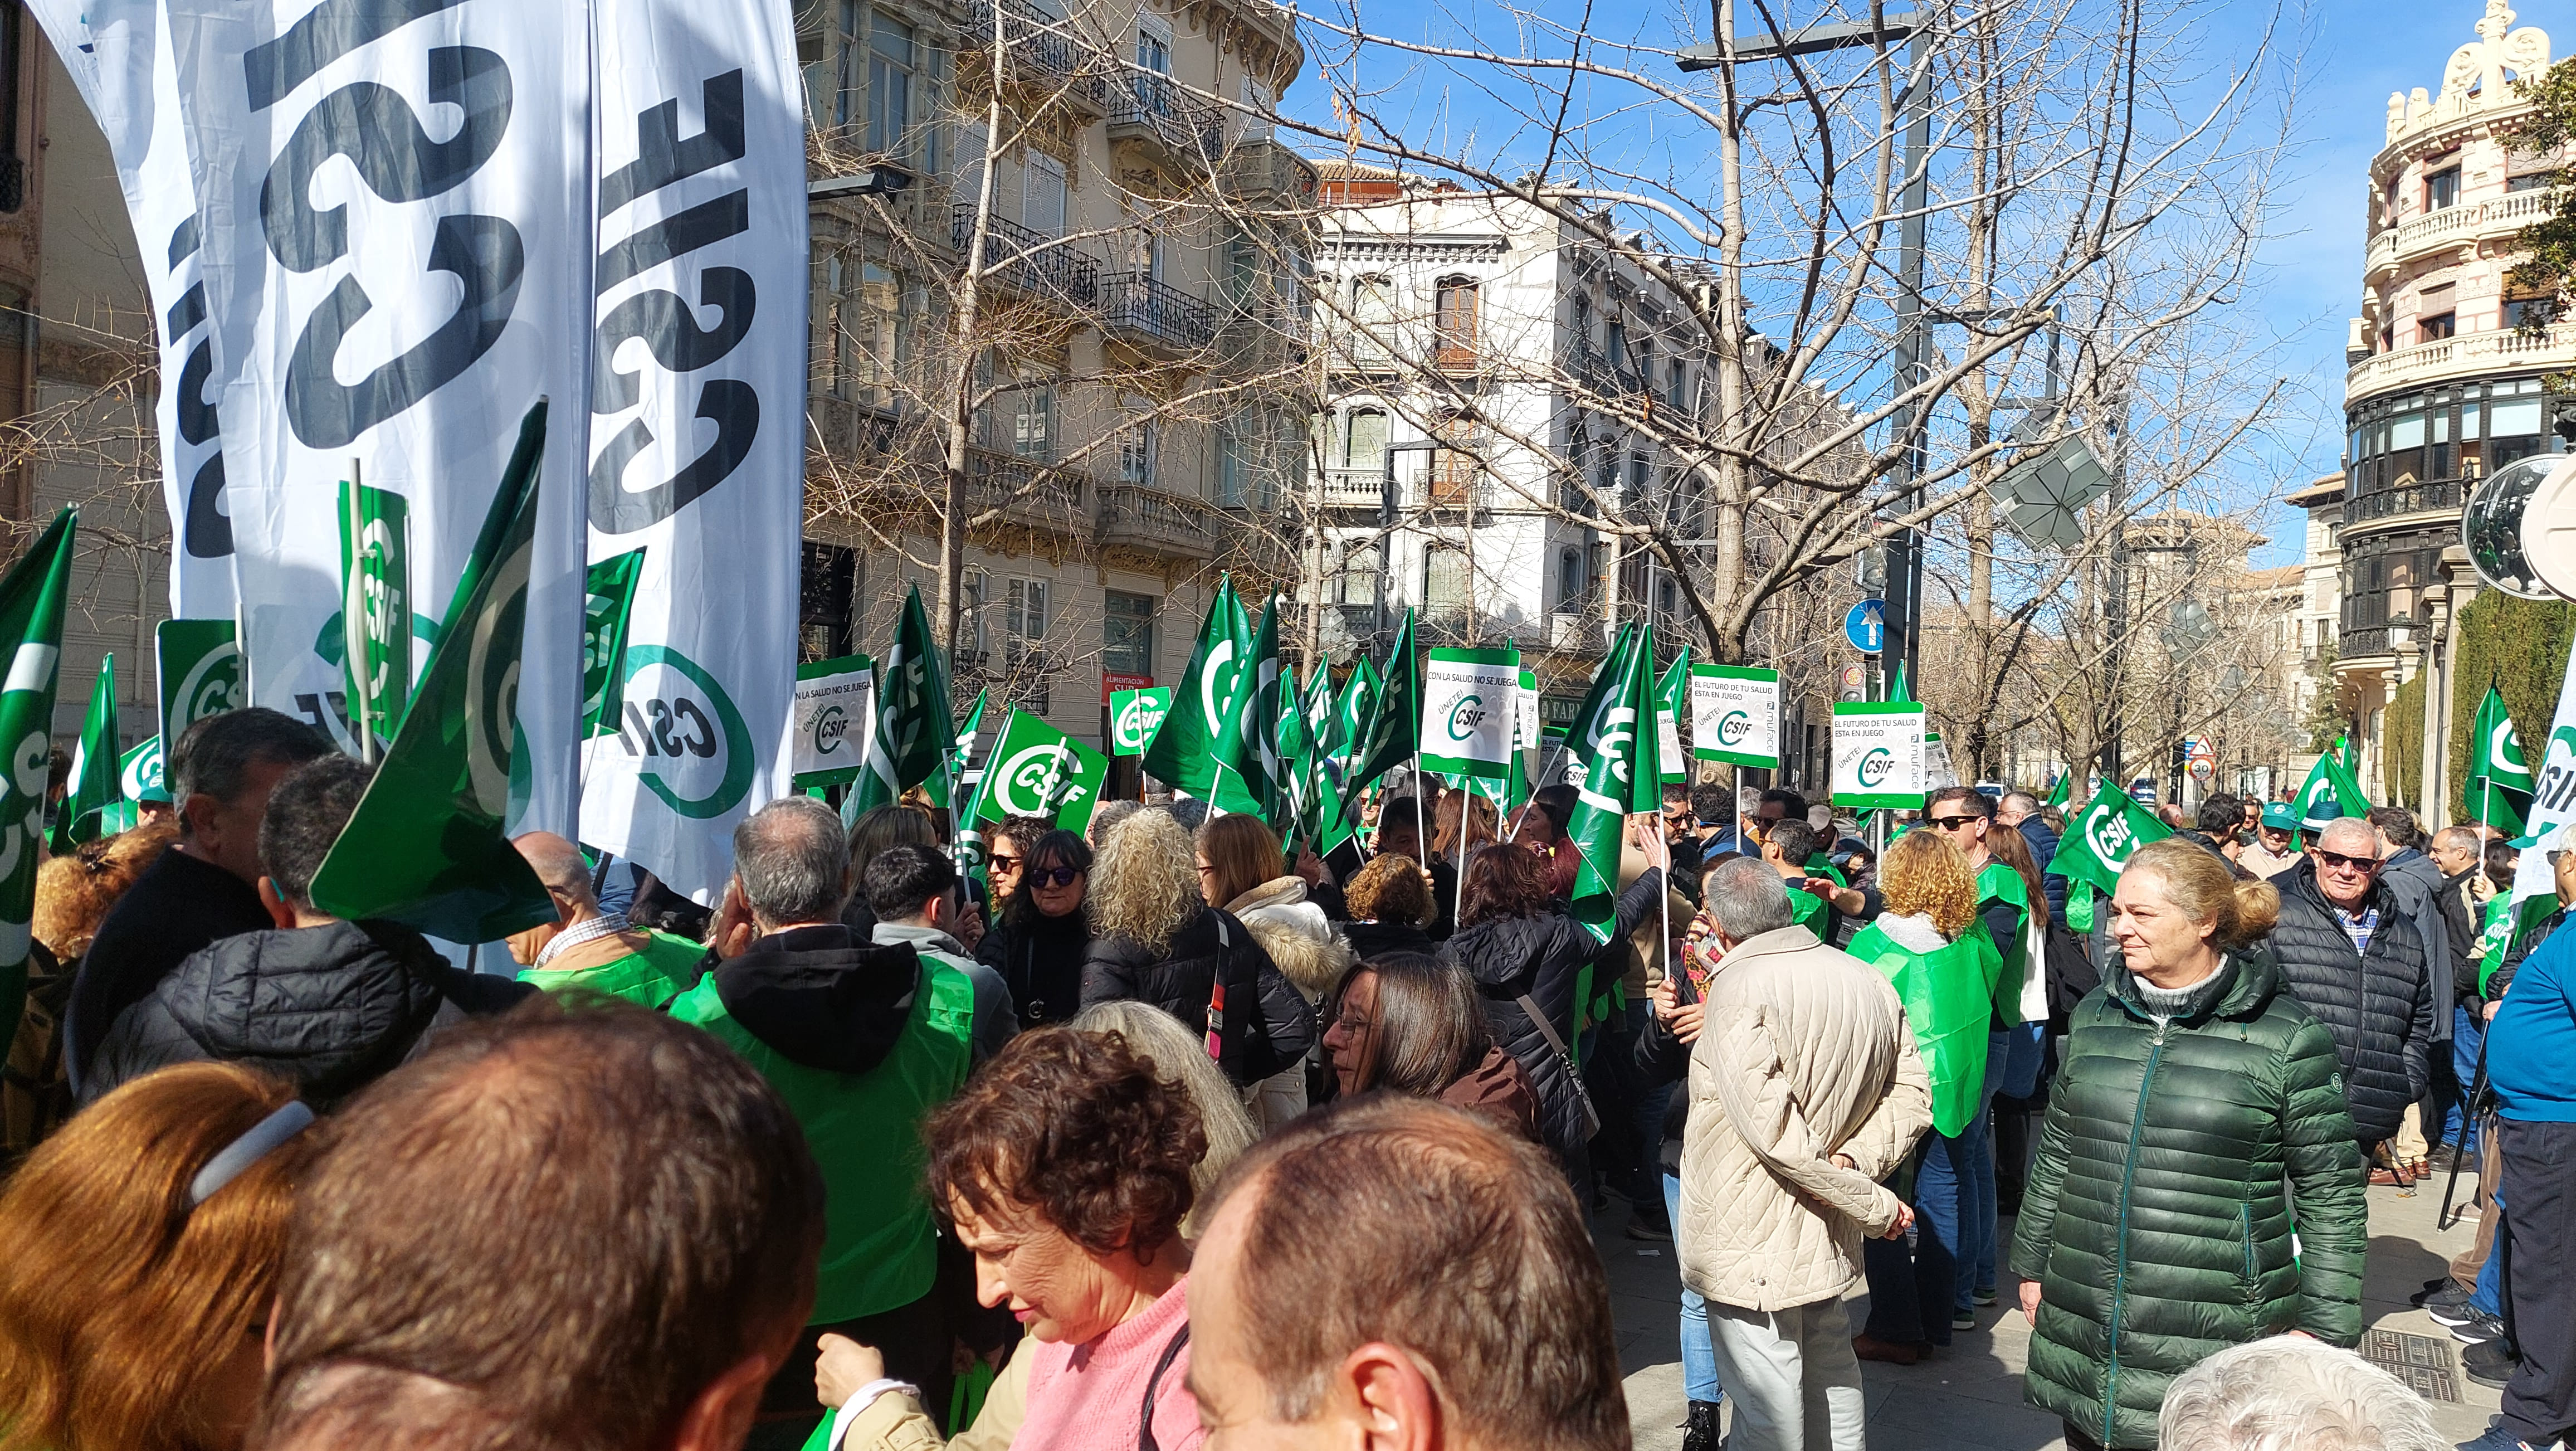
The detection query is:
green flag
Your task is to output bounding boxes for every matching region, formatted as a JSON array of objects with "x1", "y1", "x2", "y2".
[
  {"x1": 582, "y1": 548, "x2": 646, "y2": 738},
  {"x1": 927, "y1": 689, "x2": 987, "y2": 809},
  {"x1": 1211, "y1": 596, "x2": 1287, "y2": 822},
  {"x1": 2043, "y1": 771, "x2": 2070, "y2": 808},
  {"x1": 974, "y1": 708, "x2": 1109, "y2": 834},
  {"x1": 1334, "y1": 656, "x2": 1379, "y2": 765},
  {"x1": 2045, "y1": 781, "x2": 2173, "y2": 933},
  {"x1": 157, "y1": 618, "x2": 243, "y2": 767},
  {"x1": 53, "y1": 654, "x2": 120, "y2": 853},
  {"x1": 1890, "y1": 662, "x2": 1913, "y2": 705},
  {"x1": 0, "y1": 509, "x2": 74, "y2": 1052},
  {"x1": 851, "y1": 585, "x2": 955, "y2": 812},
  {"x1": 305, "y1": 403, "x2": 555, "y2": 943},
  {"x1": 2292, "y1": 750, "x2": 2369, "y2": 827},
  {"x1": 2466, "y1": 684, "x2": 2535, "y2": 834},
  {"x1": 1341, "y1": 608, "x2": 1422, "y2": 803},
  {"x1": 1143, "y1": 578, "x2": 1252, "y2": 796},
  {"x1": 1656, "y1": 648, "x2": 1691, "y2": 784},
  {"x1": 1562, "y1": 626, "x2": 1663, "y2": 945},
  {"x1": 1563, "y1": 622, "x2": 1641, "y2": 771},
  {"x1": 94, "y1": 736, "x2": 165, "y2": 835},
  {"x1": 1108, "y1": 686, "x2": 1170, "y2": 757},
  {"x1": 338, "y1": 476, "x2": 413, "y2": 753}
]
